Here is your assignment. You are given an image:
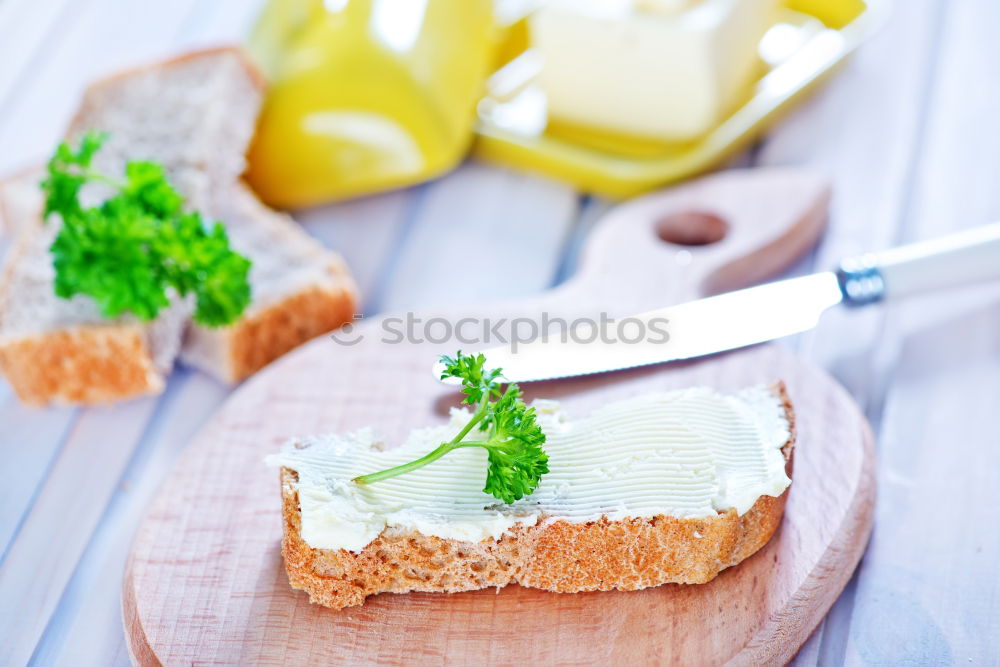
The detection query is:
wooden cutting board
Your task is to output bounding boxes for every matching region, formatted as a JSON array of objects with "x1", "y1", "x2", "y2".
[{"x1": 123, "y1": 169, "x2": 875, "y2": 666}]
